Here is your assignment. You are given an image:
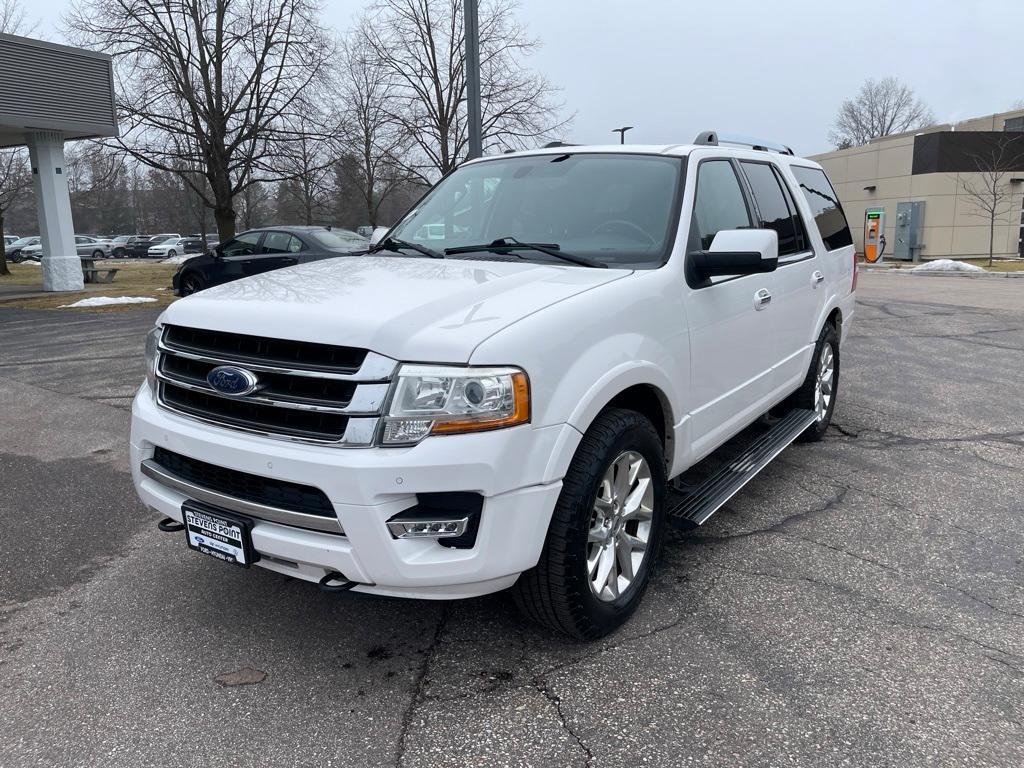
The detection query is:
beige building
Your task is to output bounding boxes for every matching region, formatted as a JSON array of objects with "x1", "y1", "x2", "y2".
[{"x1": 810, "y1": 109, "x2": 1024, "y2": 261}]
